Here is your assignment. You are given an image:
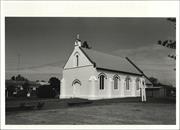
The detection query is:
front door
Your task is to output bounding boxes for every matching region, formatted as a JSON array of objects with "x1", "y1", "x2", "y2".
[{"x1": 72, "y1": 79, "x2": 81, "y2": 98}]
